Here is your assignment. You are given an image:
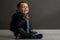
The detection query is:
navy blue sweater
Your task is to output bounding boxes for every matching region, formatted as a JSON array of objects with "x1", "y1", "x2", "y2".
[{"x1": 10, "y1": 11, "x2": 32, "y2": 33}]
